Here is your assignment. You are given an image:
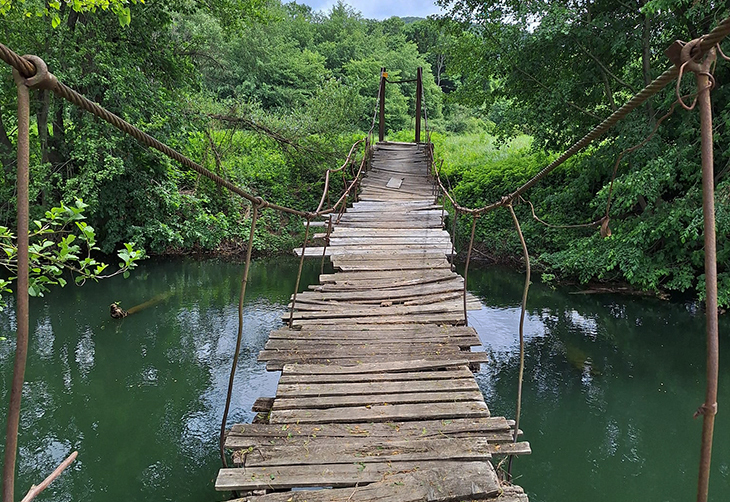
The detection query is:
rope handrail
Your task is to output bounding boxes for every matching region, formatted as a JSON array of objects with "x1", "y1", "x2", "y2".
[
  {"x1": 0, "y1": 43, "x2": 371, "y2": 222},
  {"x1": 0, "y1": 41, "x2": 378, "y2": 487},
  {"x1": 429, "y1": 15, "x2": 730, "y2": 216}
]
